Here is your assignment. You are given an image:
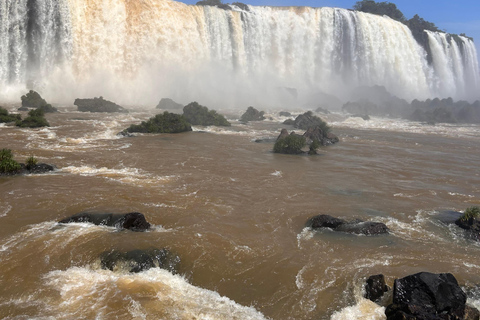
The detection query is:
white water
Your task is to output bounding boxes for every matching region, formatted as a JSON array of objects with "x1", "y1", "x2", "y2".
[{"x1": 0, "y1": 0, "x2": 479, "y2": 106}]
